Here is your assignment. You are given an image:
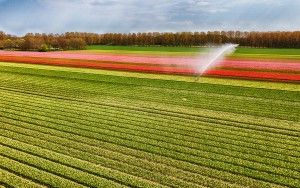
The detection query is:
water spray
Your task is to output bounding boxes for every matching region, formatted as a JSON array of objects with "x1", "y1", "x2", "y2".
[{"x1": 195, "y1": 44, "x2": 239, "y2": 80}]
